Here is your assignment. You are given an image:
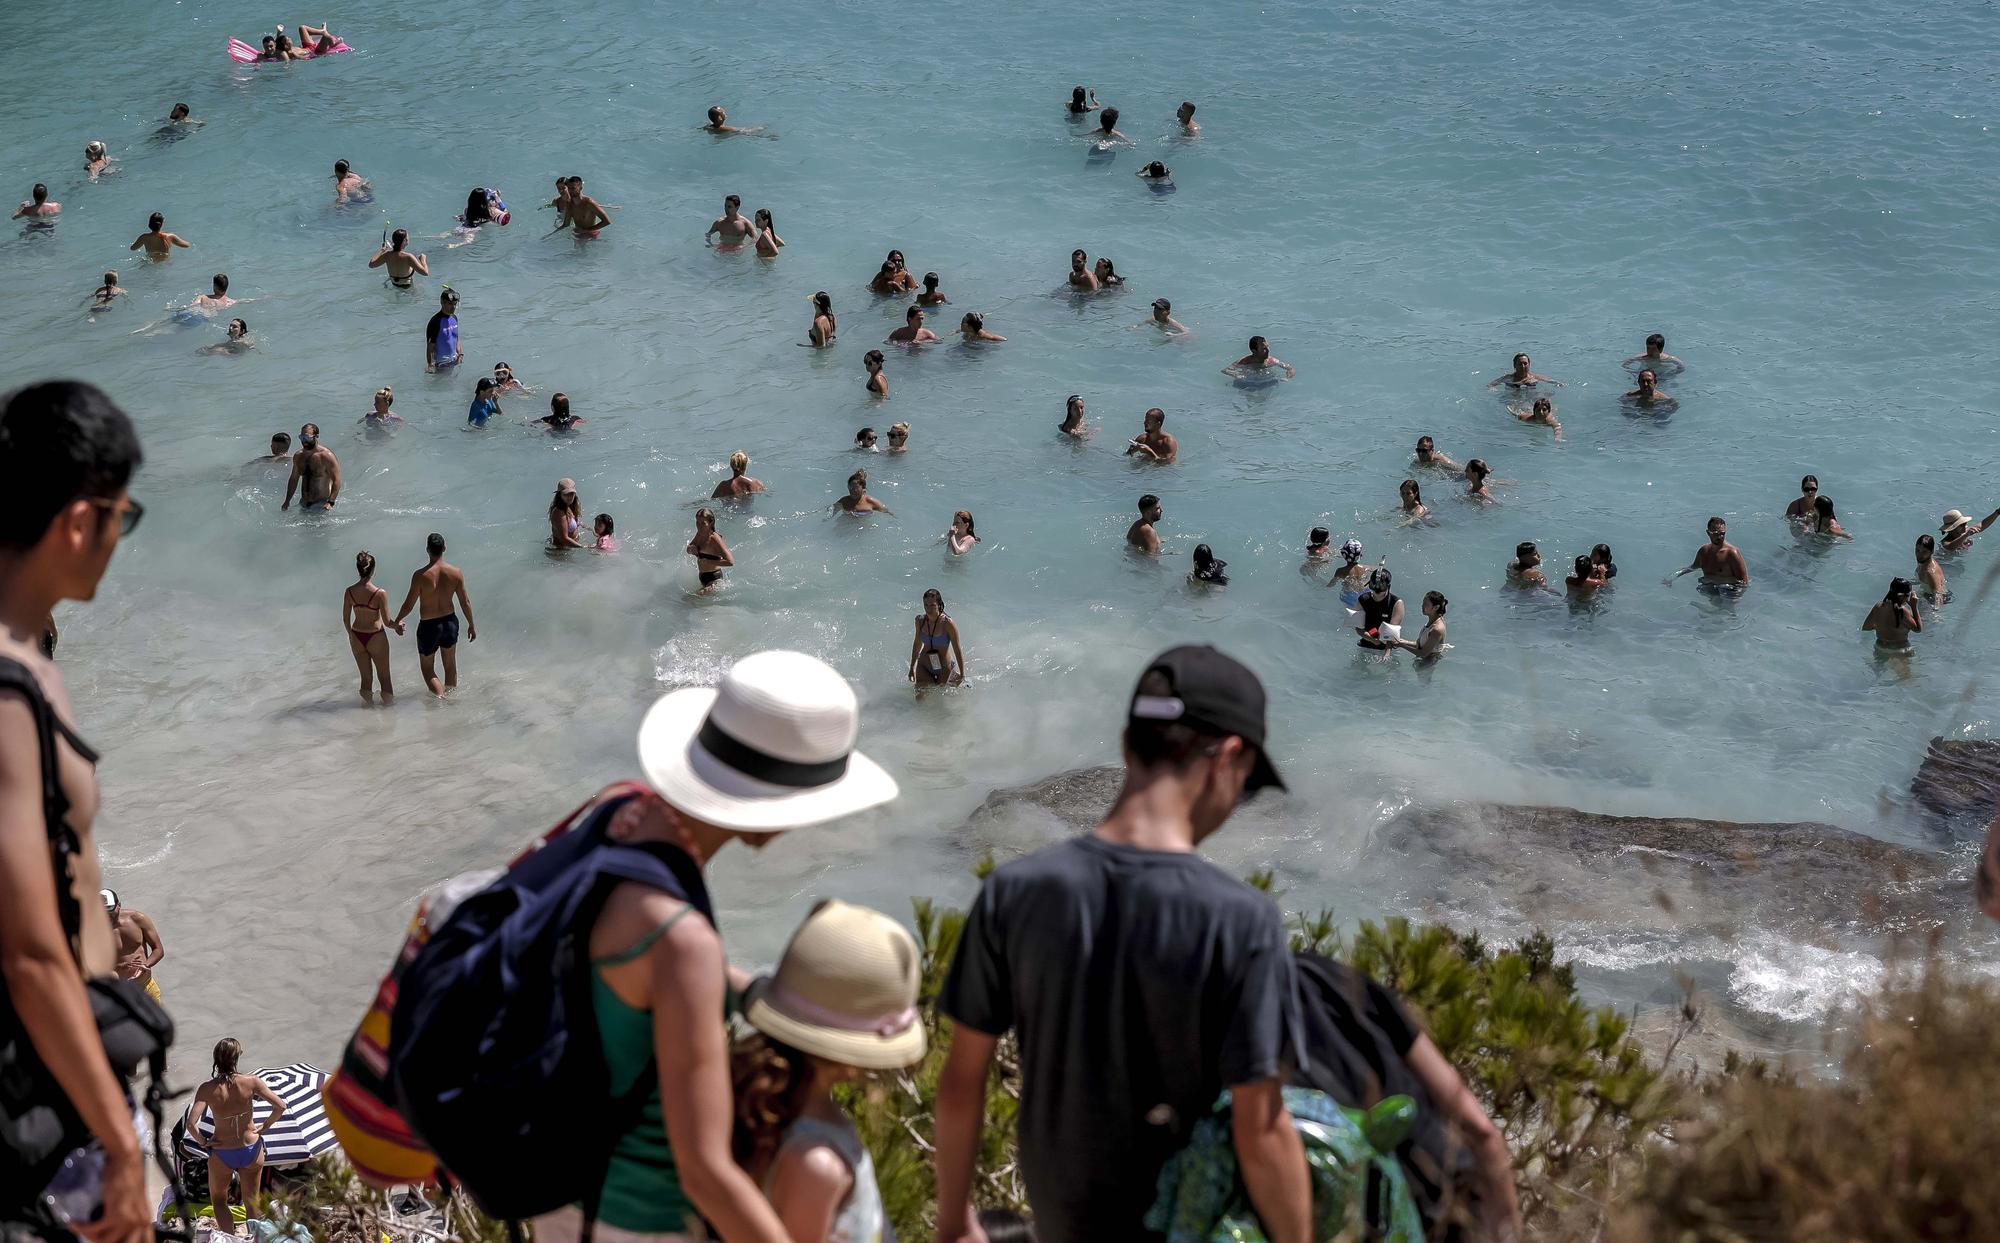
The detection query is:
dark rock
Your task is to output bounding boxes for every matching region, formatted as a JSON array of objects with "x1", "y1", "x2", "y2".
[
  {"x1": 1909, "y1": 737, "x2": 2000, "y2": 829},
  {"x1": 1380, "y1": 802, "x2": 1961, "y2": 936}
]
